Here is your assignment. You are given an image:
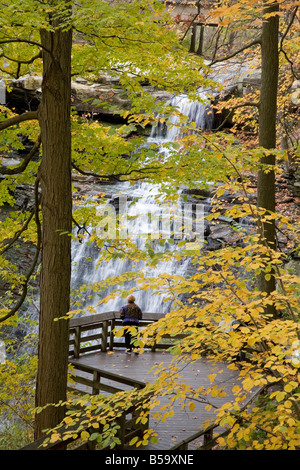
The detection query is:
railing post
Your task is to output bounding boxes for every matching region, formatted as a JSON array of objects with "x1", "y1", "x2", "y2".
[
  {"x1": 109, "y1": 319, "x2": 115, "y2": 351},
  {"x1": 151, "y1": 333, "x2": 157, "y2": 352},
  {"x1": 92, "y1": 370, "x2": 101, "y2": 395},
  {"x1": 203, "y1": 428, "x2": 213, "y2": 450},
  {"x1": 116, "y1": 413, "x2": 126, "y2": 449},
  {"x1": 178, "y1": 442, "x2": 188, "y2": 450},
  {"x1": 101, "y1": 321, "x2": 108, "y2": 352},
  {"x1": 74, "y1": 326, "x2": 81, "y2": 358},
  {"x1": 86, "y1": 439, "x2": 97, "y2": 450}
]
